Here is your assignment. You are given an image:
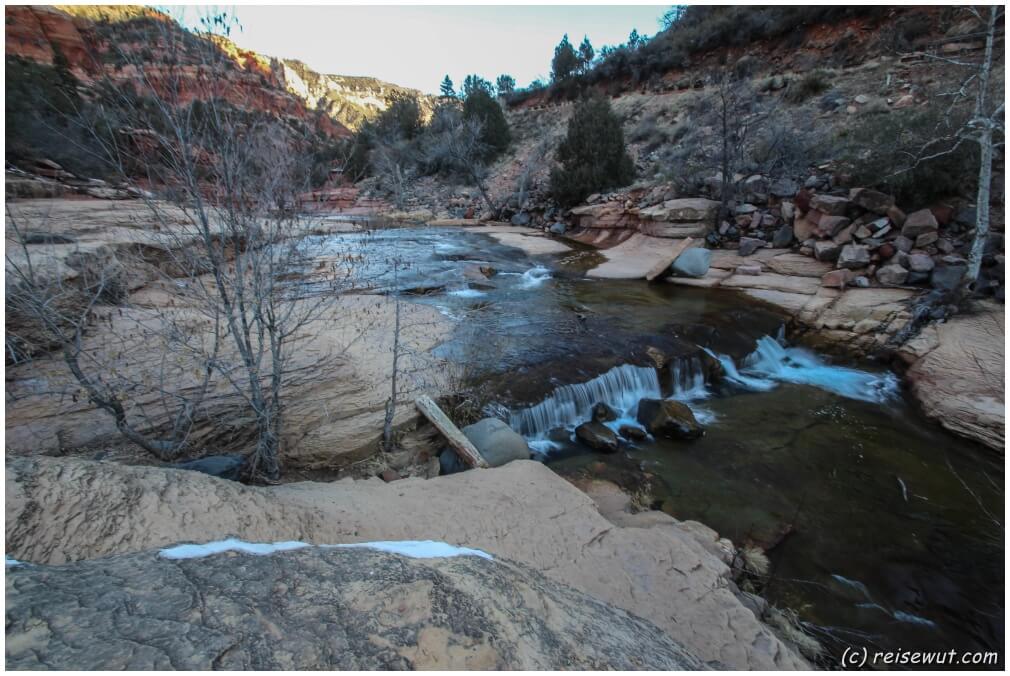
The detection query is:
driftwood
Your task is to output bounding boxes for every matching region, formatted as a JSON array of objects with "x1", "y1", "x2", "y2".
[
  {"x1": 645, "y1": 237, "x2": 695, "y2": 281},
  {"x1": 414, "y1": 395, "x2": 489, "y2": 469}
]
